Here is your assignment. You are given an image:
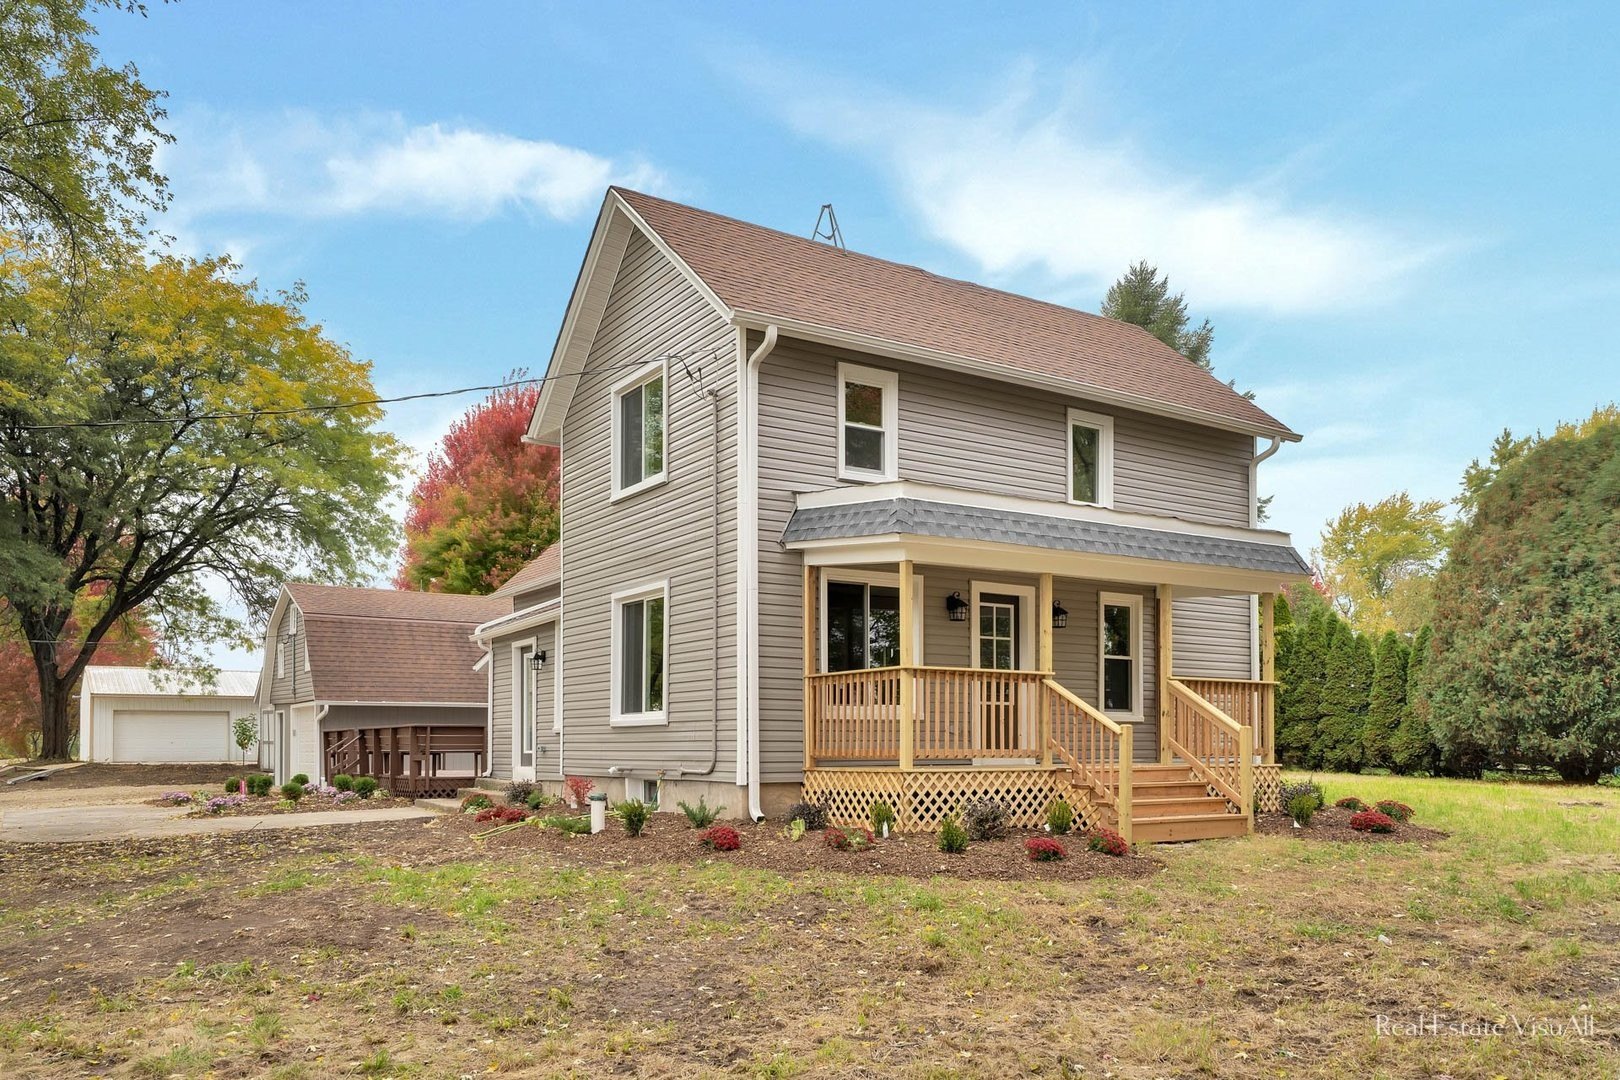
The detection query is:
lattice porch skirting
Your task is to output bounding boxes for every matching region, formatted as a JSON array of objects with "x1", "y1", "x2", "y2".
[
  {"x1": 1255, "y1": 764, "x2": 1282, "y2": 813},
  {"x1": 803, "y1": 767, "x2": 1103, "y2": 833}
]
